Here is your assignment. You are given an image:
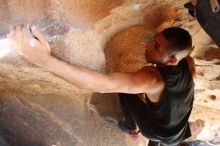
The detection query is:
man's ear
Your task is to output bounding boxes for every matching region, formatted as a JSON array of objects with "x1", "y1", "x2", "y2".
[{"x1": 164, "y1": 56, "x2": 177, "y2": 65}]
